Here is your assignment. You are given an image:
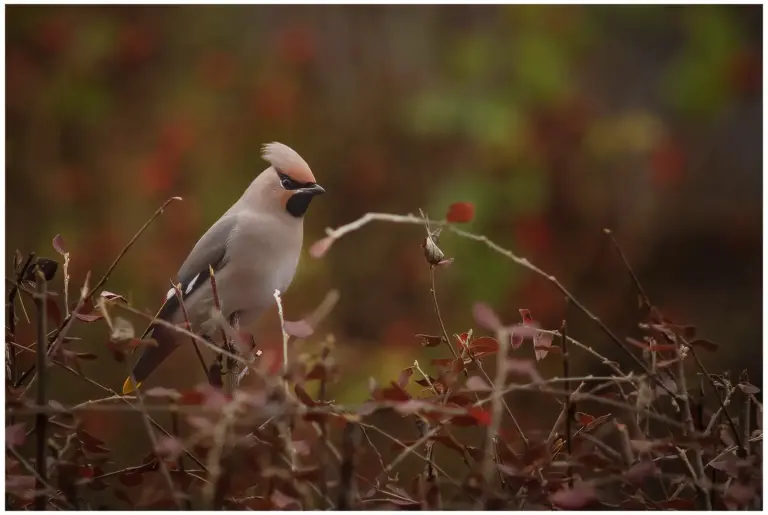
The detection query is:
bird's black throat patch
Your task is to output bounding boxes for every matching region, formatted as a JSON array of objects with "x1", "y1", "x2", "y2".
[{"x1": 286, "y1": 192, "x2": 314, "y2": 218}]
